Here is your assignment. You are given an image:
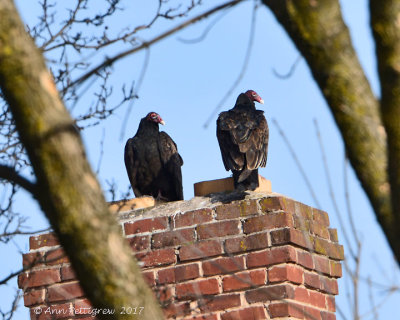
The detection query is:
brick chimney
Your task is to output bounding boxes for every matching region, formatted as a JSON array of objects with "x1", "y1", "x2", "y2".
[{"x1": 18, "y1": 182, "x2": 343, "y2": 320}]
